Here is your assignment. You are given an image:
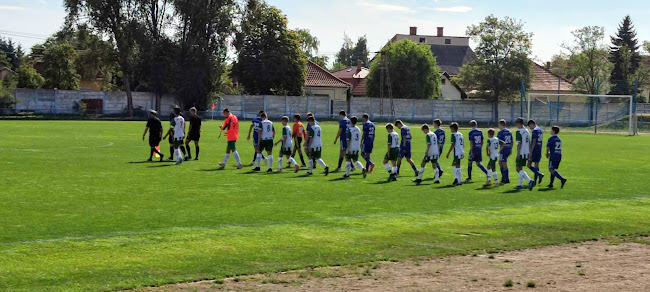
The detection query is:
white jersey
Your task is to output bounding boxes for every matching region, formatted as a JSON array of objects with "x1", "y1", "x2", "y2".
[
  {"x1": 487, "y1": 137, "x2": 500, "y2": 160},
  {"x1": 282, "y1": 125, "x2": 292, "y2": 149},
  {"x1": 388, "y1": 132, "x2": 400, "y2": 148},
  {"x1": 452, "y1": 132, "x2": 465, "y2": 158},
  {"x1": 517, "y1": 128, "x2": 531, "y2": 156},
  {"x1": 260, "y1": 120, "x2": 274, "y2": 141},
  {"x1": 309, "y1": 124, "x2": 323, "y2": 149},
  {"x1": 172, "y1": 116, "x2": 185, "y2": 140},
  {"x1": 347, "y1": 126, "x2": 362, "y2": 152},
  {"x1": 425, "y1": 131, "x2": 439, "y2": 157}
]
